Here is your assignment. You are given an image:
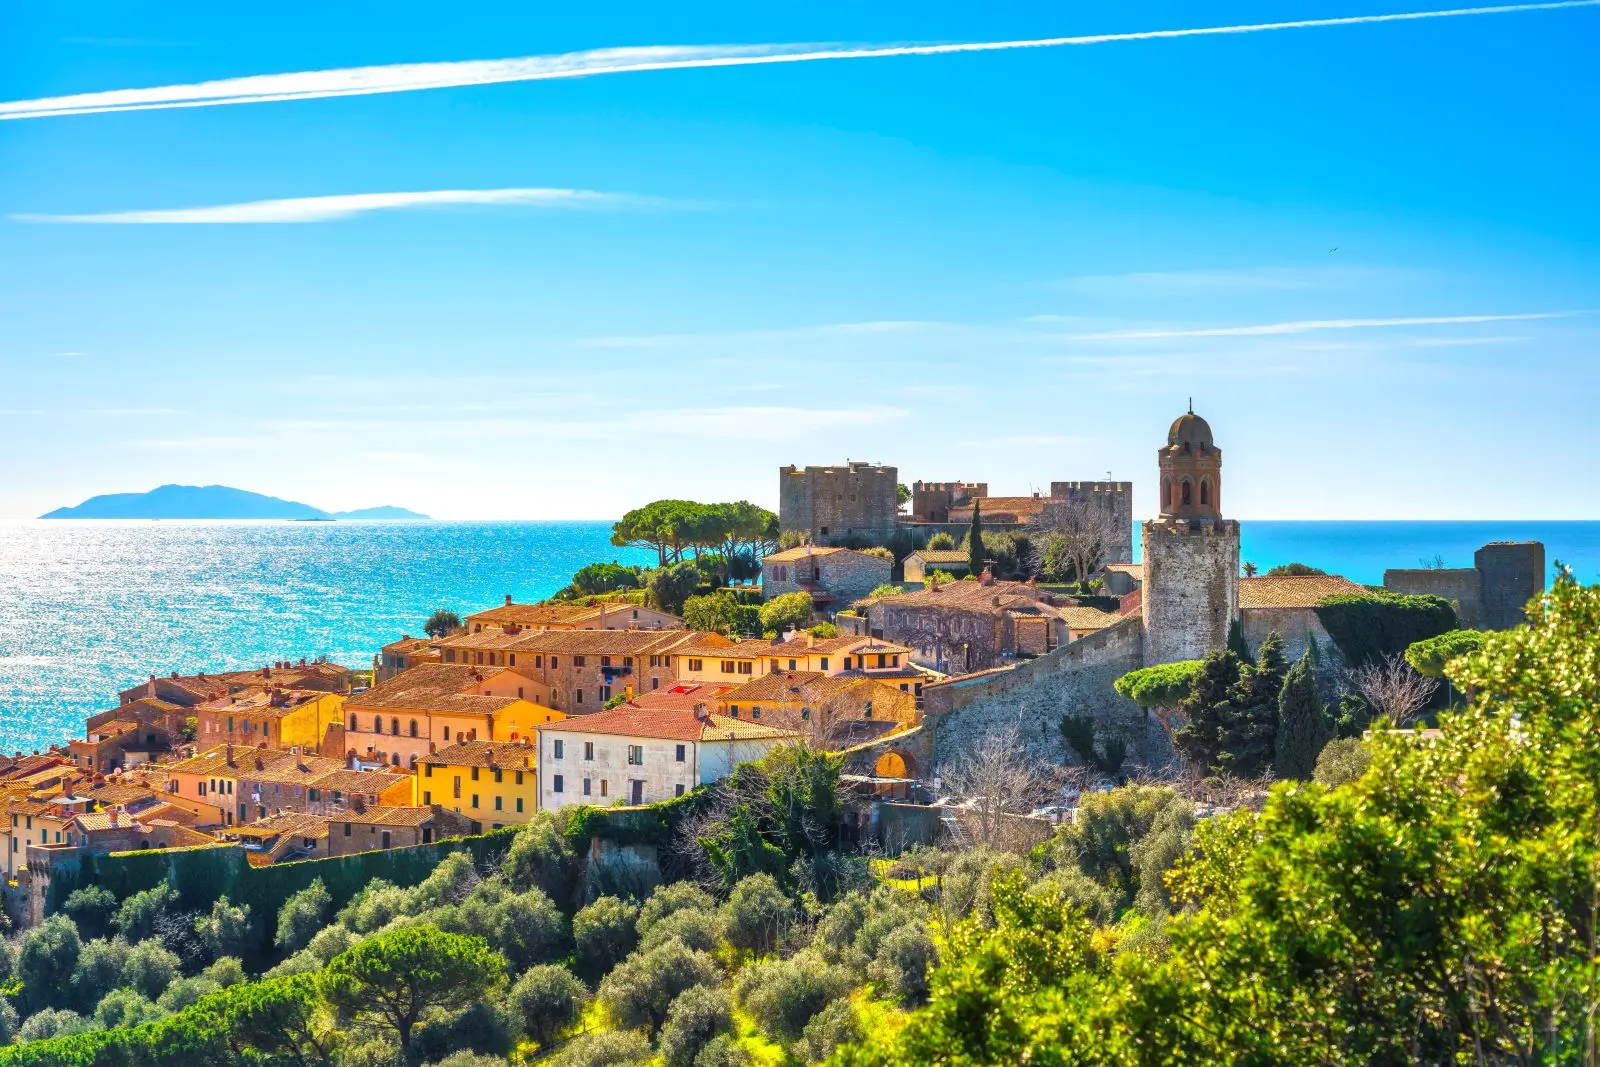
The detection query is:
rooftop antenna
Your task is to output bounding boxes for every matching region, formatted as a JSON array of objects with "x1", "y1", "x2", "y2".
[{"x1": 1188, "y1": 397, "x2": 1194, "y2": 414}]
